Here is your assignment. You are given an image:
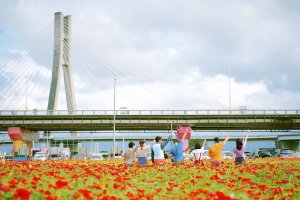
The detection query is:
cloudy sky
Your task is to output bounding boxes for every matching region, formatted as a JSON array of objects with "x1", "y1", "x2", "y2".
[{"x1": 0, "y1": 0, "x2": 299, "y2": 111}]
